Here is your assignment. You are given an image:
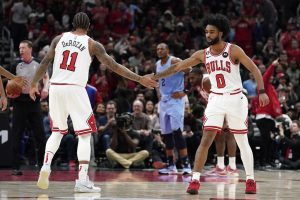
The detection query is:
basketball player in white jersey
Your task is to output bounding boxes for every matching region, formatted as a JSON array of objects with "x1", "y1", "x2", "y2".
[
  {"x1": 189, "y1": 68, "x2": 239, "y2": 177},
  {"x1": 153, "y1": 14, "x2": 269, "y2": 195},
  {"x1": 29, "y1": 12, "x2": 157, "y2": 193}
]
